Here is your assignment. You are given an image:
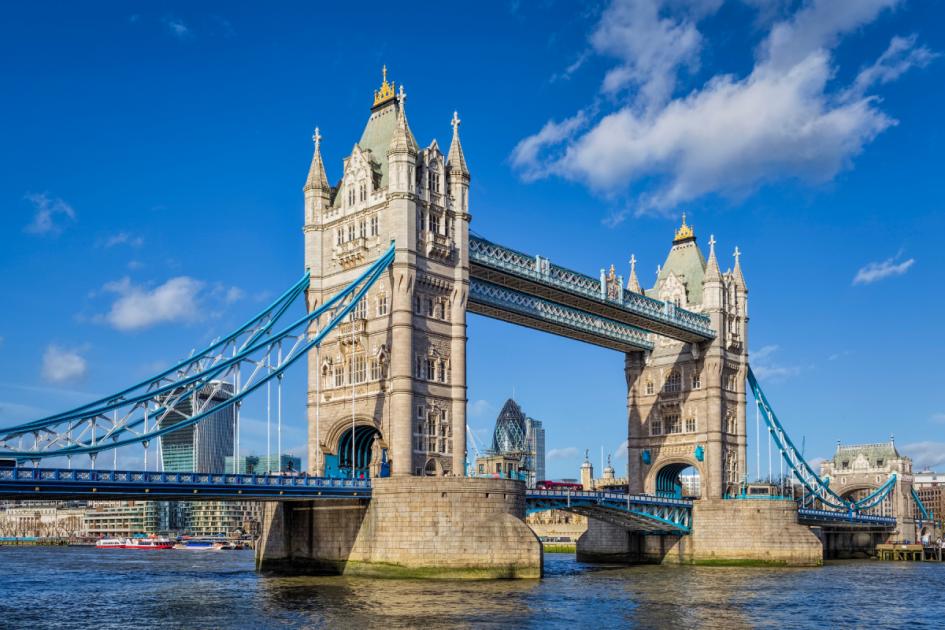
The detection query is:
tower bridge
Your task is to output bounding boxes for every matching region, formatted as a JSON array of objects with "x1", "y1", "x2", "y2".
[{"x1": 0, "y1": 68, "x2": 933, "y2": 576}]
